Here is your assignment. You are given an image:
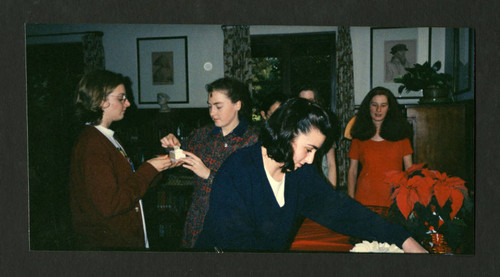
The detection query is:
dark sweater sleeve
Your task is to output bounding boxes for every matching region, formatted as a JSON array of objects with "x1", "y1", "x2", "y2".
[
  {"x1": 298, "y1": 165, "x2": 412, "y2": 248},
  {"x1": 196, "y1": 155, "x2": 263, "y2": 251}
]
